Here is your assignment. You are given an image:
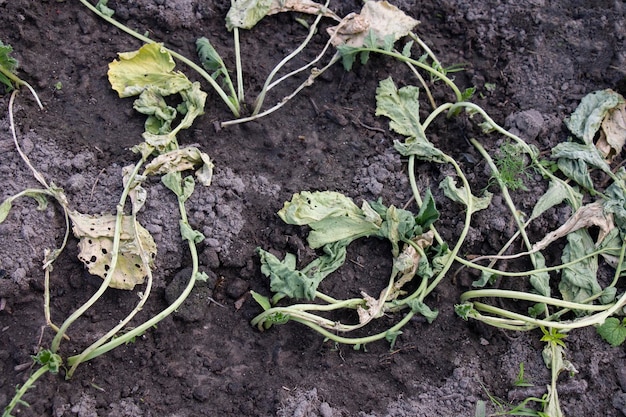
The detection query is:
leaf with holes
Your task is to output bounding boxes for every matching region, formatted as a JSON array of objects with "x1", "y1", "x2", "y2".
[{"x1": 70, "y1": 211, "x2": 156, "y2": 290}]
